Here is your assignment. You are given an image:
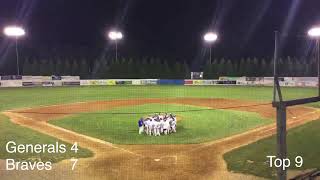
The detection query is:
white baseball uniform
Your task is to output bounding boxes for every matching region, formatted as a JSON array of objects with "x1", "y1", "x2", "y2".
[{"x1": 163, "y1": 120, "x2": 171, "y2": 135}]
